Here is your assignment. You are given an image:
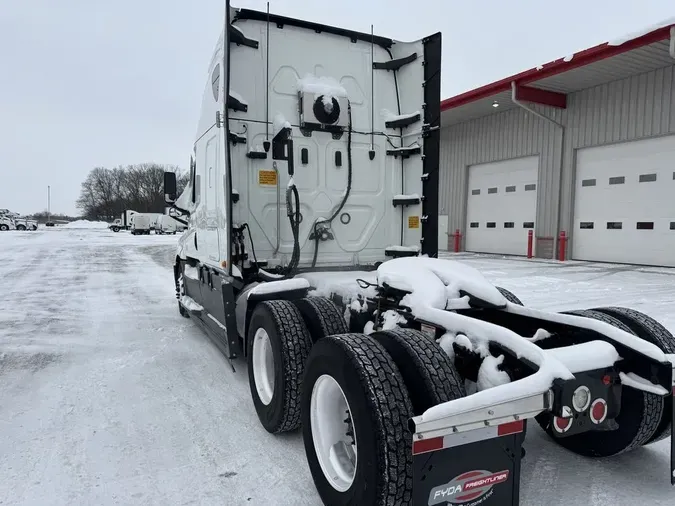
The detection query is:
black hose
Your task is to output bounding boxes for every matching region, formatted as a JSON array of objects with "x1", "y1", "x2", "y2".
[
  {"x1": 251, "y1": 105, "x2": 352, "y2": 278},
  {"x1": 312, "y1": 104, "x2": 353, "y2": 268},
  {"x1": 284, "y1": 184, "x2": 301, "y2": 276},
  {"x1": 242, "y1": 223, "x2": 259, "y2": 266}
]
